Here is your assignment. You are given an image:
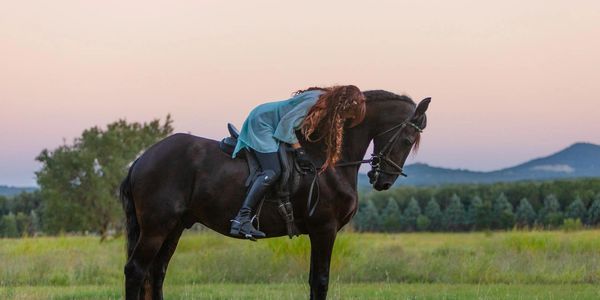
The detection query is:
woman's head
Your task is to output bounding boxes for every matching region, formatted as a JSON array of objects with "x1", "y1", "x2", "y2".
[{"x1": 298, "y1": 85, "x2": 367, "y2": 172}]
